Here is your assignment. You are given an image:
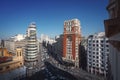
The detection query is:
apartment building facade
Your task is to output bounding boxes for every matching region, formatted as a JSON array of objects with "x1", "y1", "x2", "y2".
[{"x1": 87, "y1": 32, "x2": 109, "y2": 77}]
